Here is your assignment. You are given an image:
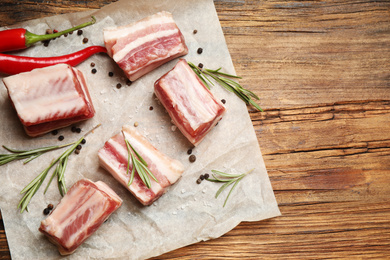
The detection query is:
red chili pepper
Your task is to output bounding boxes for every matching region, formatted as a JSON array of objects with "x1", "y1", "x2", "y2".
[
  {"x1": 0, "y1": 16, "x2": 96, "y2": 52},
  {"x1": 0, "y1": 46, "x2": 107, "y2": 75}
]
